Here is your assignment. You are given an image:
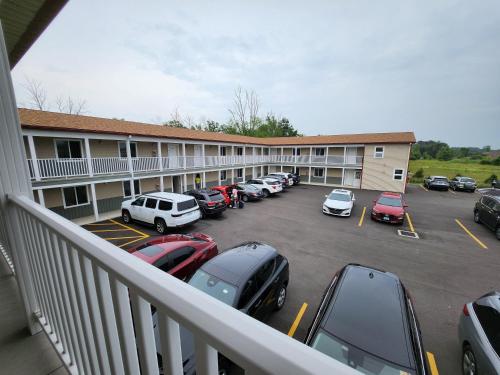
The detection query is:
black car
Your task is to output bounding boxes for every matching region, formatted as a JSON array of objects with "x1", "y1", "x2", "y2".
[
  {"x1": 230, "y1": 183, "x2": 264, "y2": 202},
  {"x1": 423, "y1": 176, "x2": 449, "y2": 191},
  {"x1": 449, "y1": 176, "x2": 477, "y2": 192},
  {"x1": 474, "y1": 194, "x2": 500, "y2": 240},
  {"x1": 305, "y1": 264, "x2": 429, "y2": 375},
  {"x1": 154, "y1": 242, "x2": 289, "y2": 374},
  {"x1": 183, "y1": 189, "x2": 226, "y2": 218},
  {"x1": 289, "y1": 172, "x2": 300, "y2": 185}
]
